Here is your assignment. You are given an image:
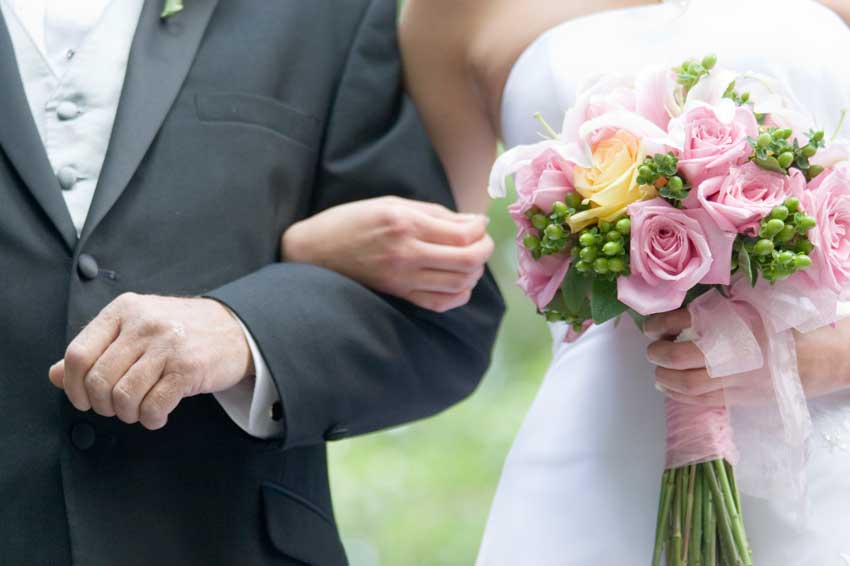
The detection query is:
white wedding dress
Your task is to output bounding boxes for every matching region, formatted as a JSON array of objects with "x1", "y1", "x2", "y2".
[{"x1": 478, "y1": 1, "x2": 850, "y2": 564}]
